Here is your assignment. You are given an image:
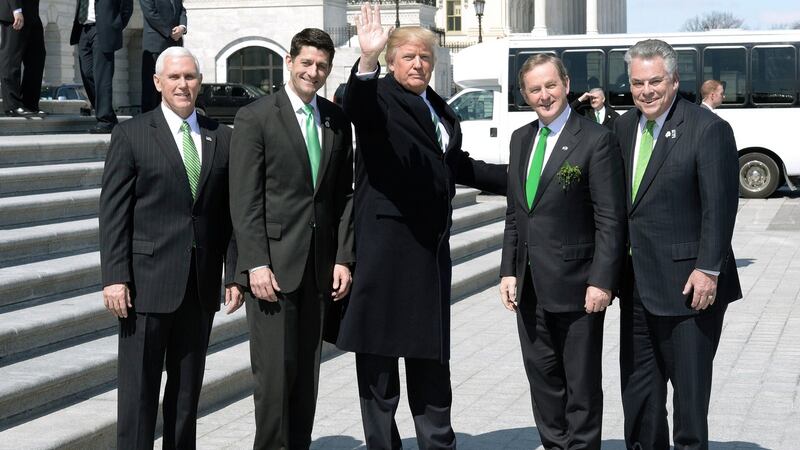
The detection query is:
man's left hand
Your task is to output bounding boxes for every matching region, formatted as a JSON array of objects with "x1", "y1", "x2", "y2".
[
  {"x1": 170, "y1": 25, "x2": 185, "y2": 41},
  {"x1": 584, "y1": 285, "x2": 611, "y2": 313},
  {"x1": 683, "y1": 269, "x2": 718, "y2": 310},
  {"x1": 224, "y1": 283, "x2": 244, "y2": 314},
  {"x1": 331, "y1": 264, "x2": 352, "y2": 301},
  {"x1": 12, "y1": 11, "x2": 23, "y2": 30}
]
